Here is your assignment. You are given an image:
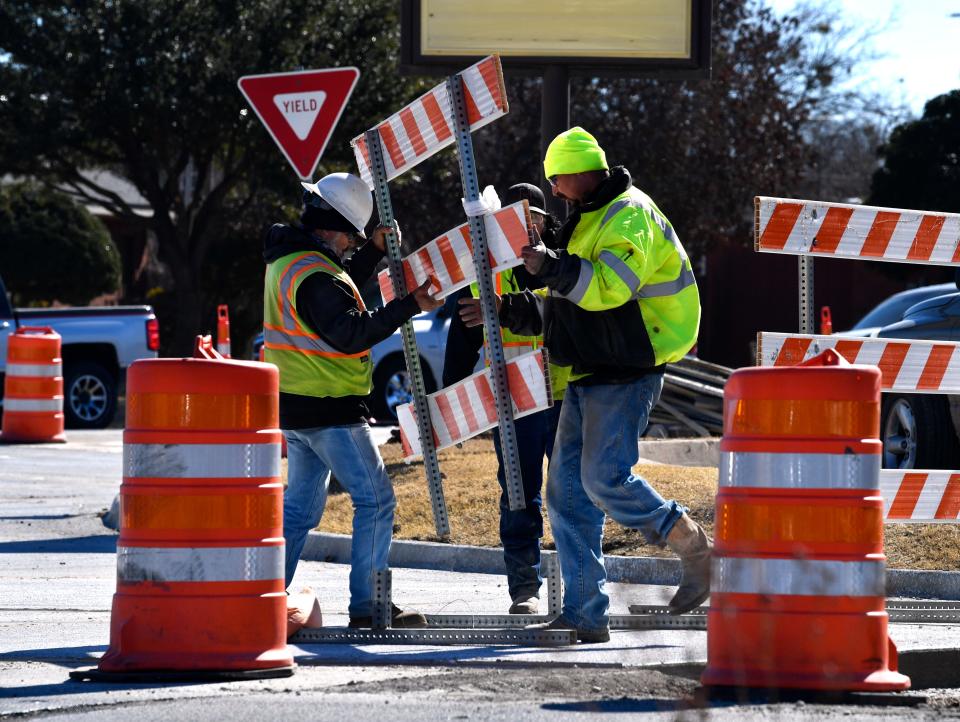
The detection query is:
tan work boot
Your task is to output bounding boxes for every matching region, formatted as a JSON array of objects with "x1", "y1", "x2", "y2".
[
  {"x1": 526, "y1": 616, "x2": 610, "y2": 643},
  {"x1": 665, "y1": 512, "x2": 713, "y2": 615},
  {"x1": 508, "y1": 595, "x2": 539, "y2": 615}
]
